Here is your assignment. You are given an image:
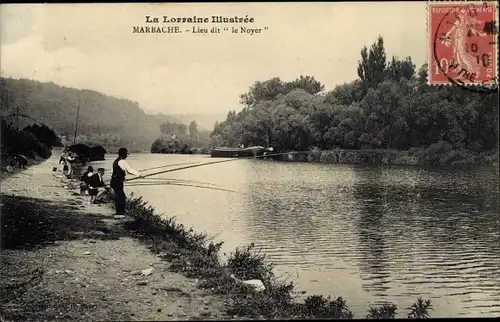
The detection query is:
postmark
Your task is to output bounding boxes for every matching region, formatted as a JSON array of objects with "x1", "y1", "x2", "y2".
[{"x1": 428, "y1": 1, "x2": 498, "y2": 89}]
